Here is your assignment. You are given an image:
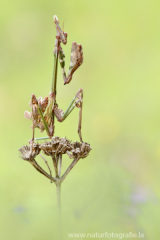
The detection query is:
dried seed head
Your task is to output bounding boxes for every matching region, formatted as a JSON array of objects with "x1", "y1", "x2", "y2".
[
  {"x1": 68, "y1": 141, "x2": 92, "y2": 159},
  {"x1": 40, "y1": 137, "x2": 92, "y2": 159},
  {"x1": 40, "y1": 136, "x2": 72, "y2": 156},
  {"x1": 19, "y1": 143, "x2": 41, "y2": 161}
]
